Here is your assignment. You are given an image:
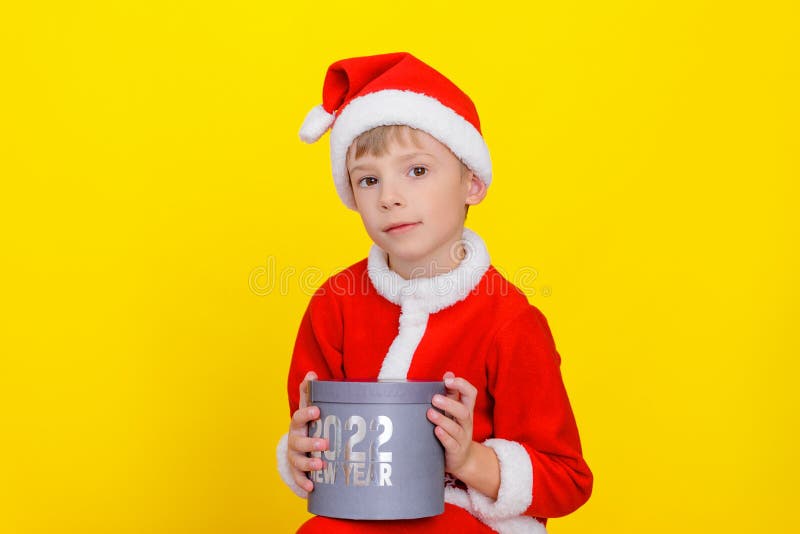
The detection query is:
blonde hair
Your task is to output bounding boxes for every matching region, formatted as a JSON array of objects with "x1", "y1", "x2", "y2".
[{"x1": 349, "y1": 125, "x2": 469, "y2": 175}]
